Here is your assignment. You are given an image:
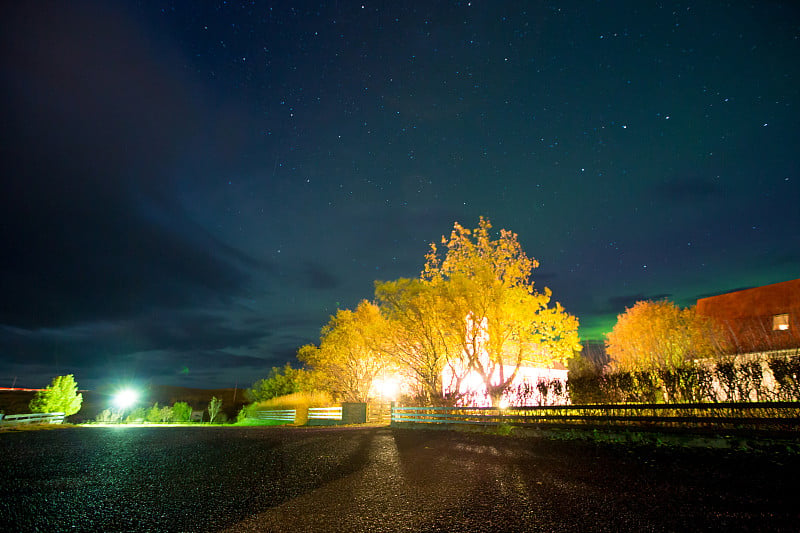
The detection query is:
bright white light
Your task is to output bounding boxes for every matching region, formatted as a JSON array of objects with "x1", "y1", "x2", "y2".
[
  {"x1": 373, "y1": 376, "x2": 400, "y2": 401},
  {"x1": 113, "y1": 389, "x2": 139, "y2": 409},
  {"x1": 498, "y1": 398, "x2": 509, "y2": 409}
]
